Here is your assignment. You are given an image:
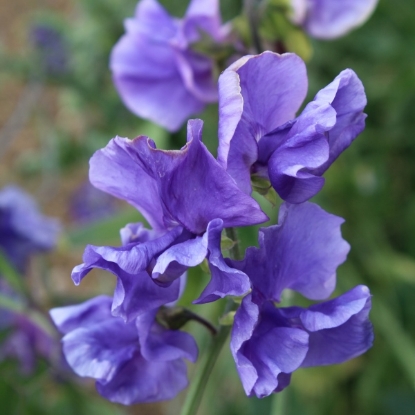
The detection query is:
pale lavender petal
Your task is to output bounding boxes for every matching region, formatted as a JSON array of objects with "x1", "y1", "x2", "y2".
[
  {"x1": 237, "y1": 202, "x2": 349, "y2": 302},
  {"x1": 299, "y1": 0, "x2": 379, "y2": 39}
]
